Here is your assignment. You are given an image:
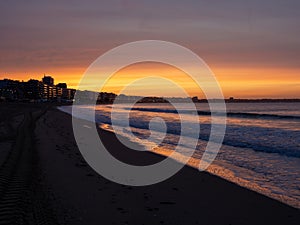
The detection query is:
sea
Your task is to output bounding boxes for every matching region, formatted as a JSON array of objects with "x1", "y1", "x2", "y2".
[{"x1": 58, "y1": 102, "x2": 300, "y2": 208}]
